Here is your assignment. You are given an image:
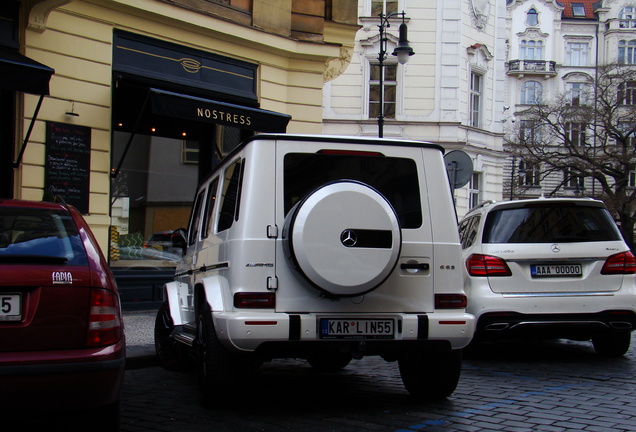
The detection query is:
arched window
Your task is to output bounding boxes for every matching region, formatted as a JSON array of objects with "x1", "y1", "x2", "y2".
[
  {"x1": 521, "y1": 81, "x2": 542, "y2": 104},
  {"x1": 526, "y1": 8, "x2": 539, "y2": 26},
  {"x1": 620, "y1": 7, "x2": 636, "y2": 28},
  {"x1": 520, "y1": 40, "x2": 543, "y2": 60},
  {"x1": 619, "y1": 40, "x2": 636, "y2": 64}
]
